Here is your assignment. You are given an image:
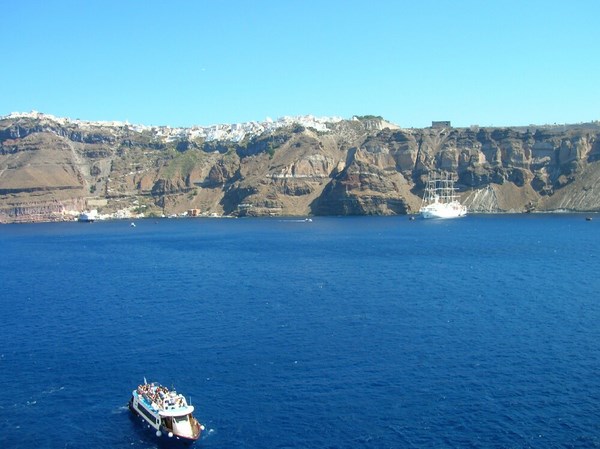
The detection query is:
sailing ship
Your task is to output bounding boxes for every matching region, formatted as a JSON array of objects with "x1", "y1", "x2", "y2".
[{"x1": 419, "y1": 173, "x2": 467, "y2": 219}]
